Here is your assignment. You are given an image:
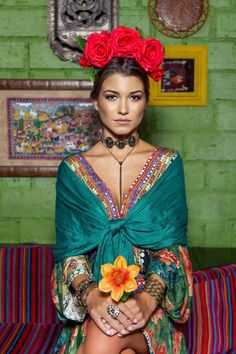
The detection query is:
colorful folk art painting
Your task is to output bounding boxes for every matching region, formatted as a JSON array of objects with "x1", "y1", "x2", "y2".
[
  {"x1": 7, "y1": 98, "x2": 101, "y2": 160},
  {"x1": 162, "y1": 59, "x2": 194, "y2": 93}
]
